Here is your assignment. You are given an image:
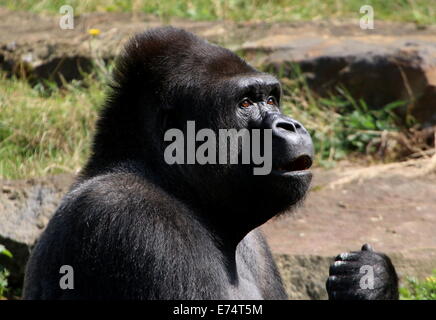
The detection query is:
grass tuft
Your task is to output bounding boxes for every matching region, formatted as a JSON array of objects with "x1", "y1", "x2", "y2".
[
  {"x1": 400, "y1": 270, "x2": 436, "y2": 300},
  {"x1": 0, "y1": 72, "x2": 106, "y2": 179}
]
